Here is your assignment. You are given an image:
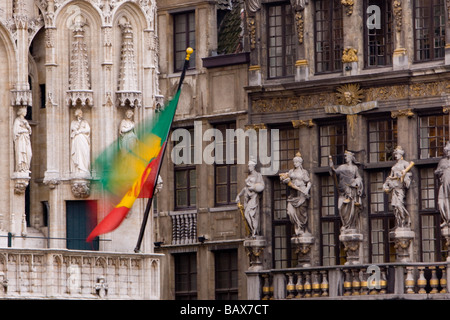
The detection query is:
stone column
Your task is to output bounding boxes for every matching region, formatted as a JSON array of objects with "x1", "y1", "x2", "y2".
[
  {"x1": 342, "y1": 1, "x2": 362, "y2": 76},
  {"x1": 392, "y1": 0, "x2": 409, "y2": 70},
  {"x1": 292, "y1": 2, "x2": 309, "y2": 81},
  {"x1": 246, "y1": 1, "x2": 261, "y2": 86}
]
